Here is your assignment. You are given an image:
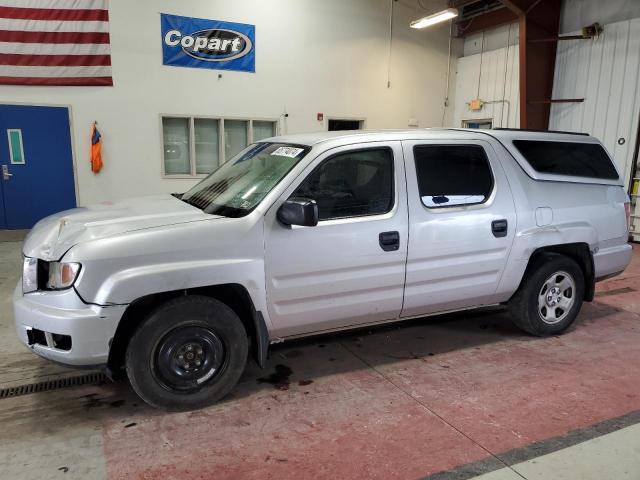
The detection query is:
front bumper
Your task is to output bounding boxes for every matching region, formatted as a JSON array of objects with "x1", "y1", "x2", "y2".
[{"x1": 13, "y1": 282, "x2": 127, "y2": 367}]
